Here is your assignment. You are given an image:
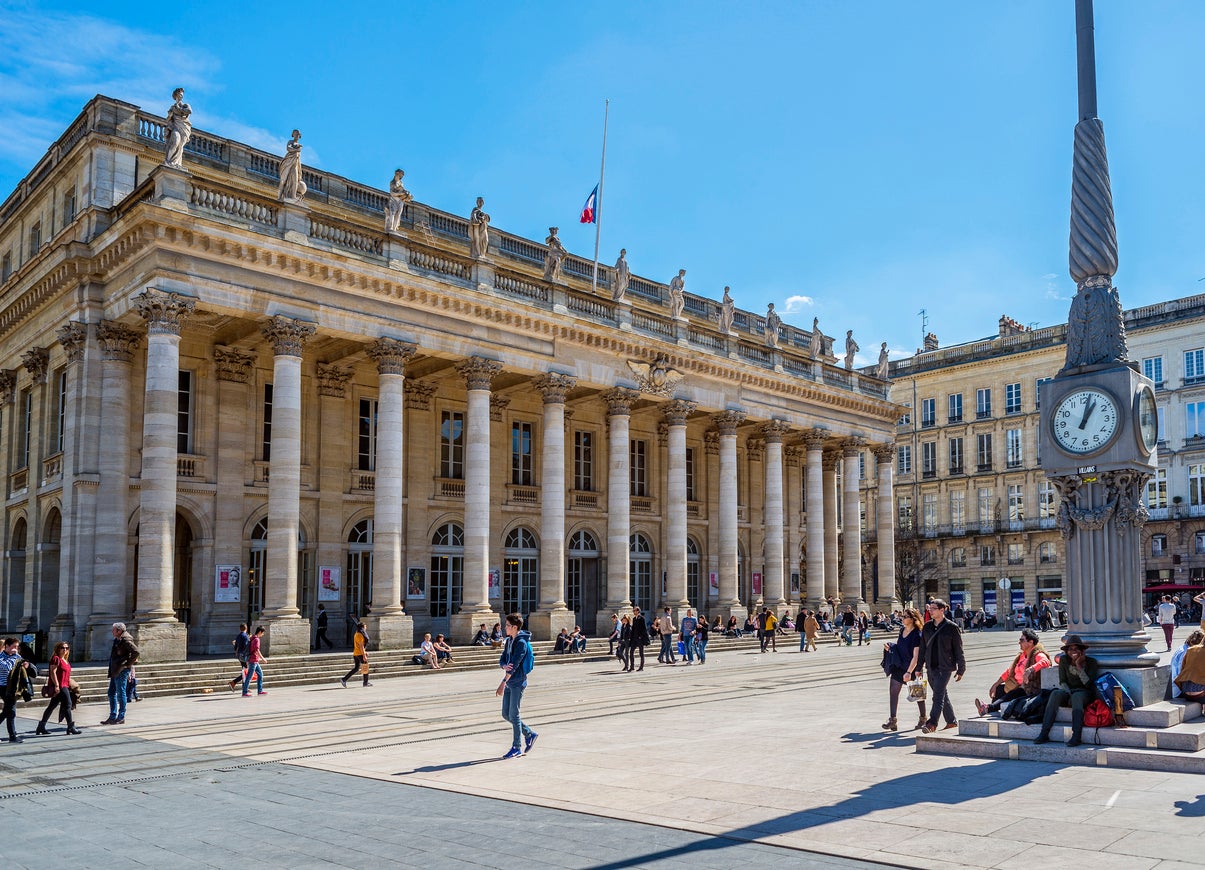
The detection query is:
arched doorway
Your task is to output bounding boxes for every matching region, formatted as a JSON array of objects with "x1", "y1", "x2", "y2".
[
  {"x1": 429, "y1": 522, "x2": 464, "y2": 636},
  {"x1": 5, "y1": 518, "x2": 27, "y2": 627},
  {"x1": 346, "y1": 519, "x2": 373, "y2": 621},
  {"x1": 503, "y1": 527, "x2": 538, "y2": 618},
  {"x1": 567, "y1": 530, "x2": 600, "y2": 634},
  {"x1": 244, "y1": 518, "x2": 308, "y2": 625},
  {"x1": 686, "y1": 537, "x2": 702, "y2": 610},
  {"x1": 630, "y1": 533, "x2": 653, "y2": 613},
  {"x1": 37, "y1": 508, "x2": 62, "y2": 631},
  {"x1": 172, "y1": 514, "x2": 194, "y2": 625},
  {"x1": 737, "y1": 541, "x2": 748, "y2": 609}
]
